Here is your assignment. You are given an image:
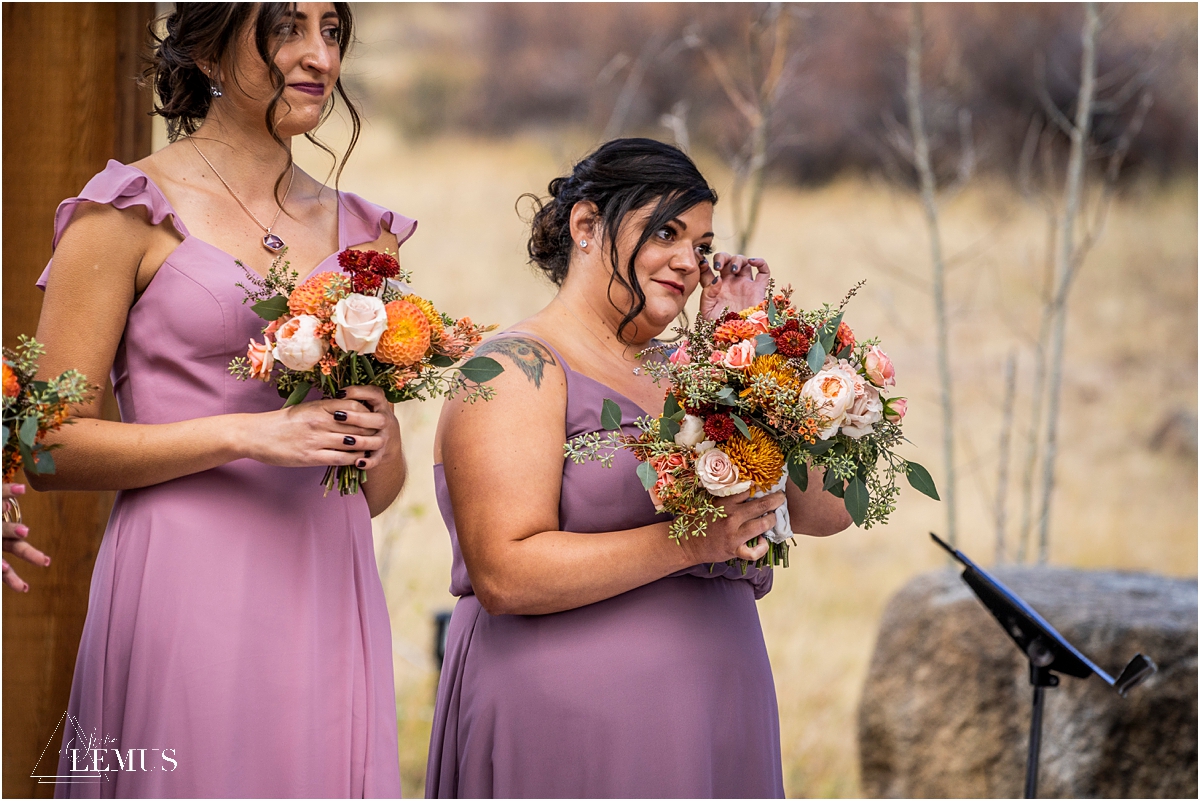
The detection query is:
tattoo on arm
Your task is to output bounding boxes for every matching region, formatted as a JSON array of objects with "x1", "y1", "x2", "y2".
[{"x1": 475, "y1": 337, "x2": 557, "y2": 389}]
